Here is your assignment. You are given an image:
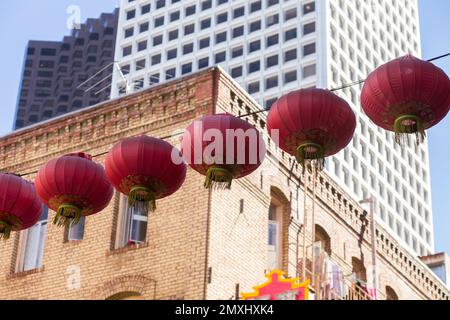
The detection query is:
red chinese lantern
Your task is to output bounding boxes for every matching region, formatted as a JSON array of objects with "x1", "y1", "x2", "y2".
[
  {"x1": 180, "y1": 114, "x2": 266, "y2": 189},
  {"x1": 267, "y1": 88, "x2": 356, "y2": 171},
  {"x1": 105, "y1": 135, "x2": 187, "y2": 211},
  {"x1": 35, "y1": 152, "x2": 113, "y2": 227},
  {"x1": 0, "y1": 173, "x2": 42, "y2": 240},
  {"x1": 361, "y1": 54, "x2": 450, "y2": 144}
]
